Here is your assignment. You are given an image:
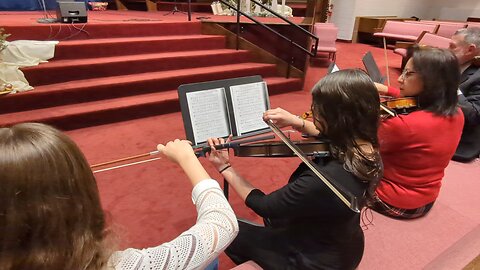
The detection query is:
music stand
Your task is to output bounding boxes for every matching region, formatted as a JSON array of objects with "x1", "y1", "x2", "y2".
[
  {"x1": 362, "y1": 51, "x2": 386, "y2": 84},
  {"x1": 164, "y1": 0, "x2": 187, "y2": 15},
  {"x1": 327, "y1": 62, "x2": 340, "y2": 74},
  {"x1": 37, "y1": 0, "x2": 58, "y2": 23},
  {"x1": 178, "y1": 75, "x2": 271, "y2": 147}
]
